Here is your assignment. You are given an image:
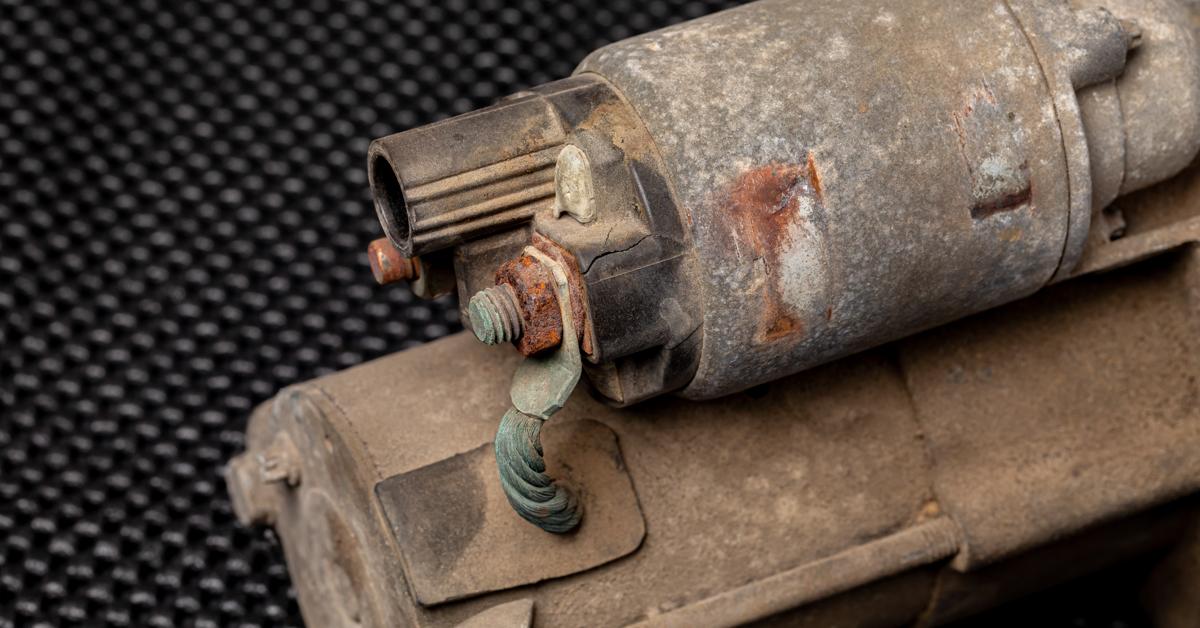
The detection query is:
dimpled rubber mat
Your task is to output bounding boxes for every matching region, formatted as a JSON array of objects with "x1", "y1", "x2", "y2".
[{"x1": 0, "y1": 0, "x2": 1156, "y2": 625}]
